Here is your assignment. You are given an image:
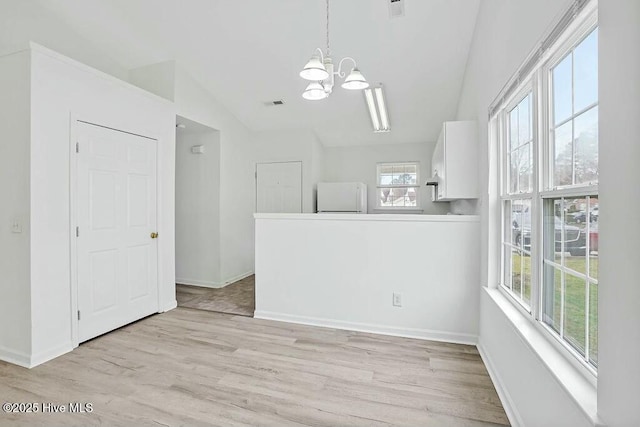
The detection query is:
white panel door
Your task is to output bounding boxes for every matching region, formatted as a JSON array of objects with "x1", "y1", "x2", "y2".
[
  {"x1": 76, "y1": 121, "x2": 158, "y2": 343},
  {"x1": 256, "y1": 162, "x2": 302, "y2": 213}
]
